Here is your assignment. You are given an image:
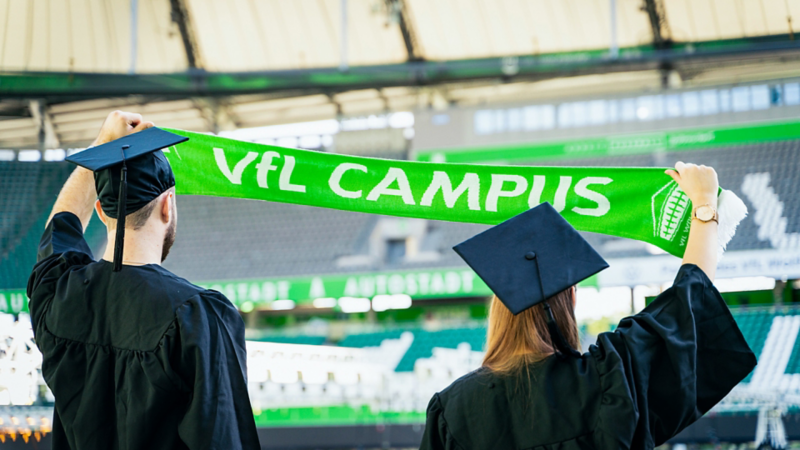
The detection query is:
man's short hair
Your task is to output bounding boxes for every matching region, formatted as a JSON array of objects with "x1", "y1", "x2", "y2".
[{"x1": 106, "y1": 187, "x2": 174, "y2": 231}]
